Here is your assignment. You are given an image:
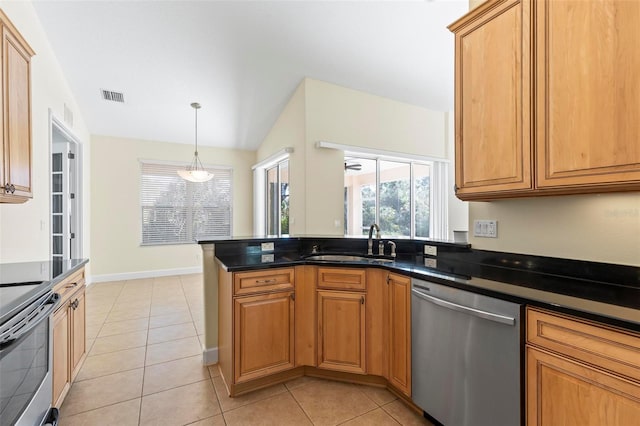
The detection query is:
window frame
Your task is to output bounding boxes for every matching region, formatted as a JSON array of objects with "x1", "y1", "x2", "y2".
[
  {"x1": 139, "y1": 159, "x2": 233, "y2": 246},
  {"x1": 265, "y1": 159, "x2": 290, "y2": 237},
  {"x1": 344, "y1": 152, "x2": 448, "y2": 240},
  {"x1": 252, "y1": 148, "x2": 293, "y2": 237}
]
